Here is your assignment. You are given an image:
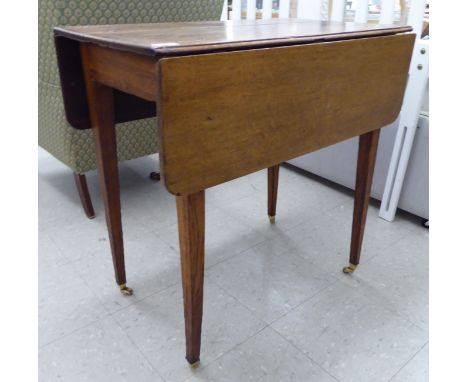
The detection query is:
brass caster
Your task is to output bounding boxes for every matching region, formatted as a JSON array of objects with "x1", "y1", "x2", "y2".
[
  {"x1": 268, "y1": 215, "x2": 276, "y2": 224},
  {"x1": 342, "y1": 264, "x2": 357, "y2": 274},
  {"x1": 119, "y1": 284, "x2": 134, "y2": 296},
  {"x1": 149, "y1": 172, "x2": 161, "y2": 181},
  {"x1": 189, "y1": 360, "x2": 200, "y2": 369}
]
